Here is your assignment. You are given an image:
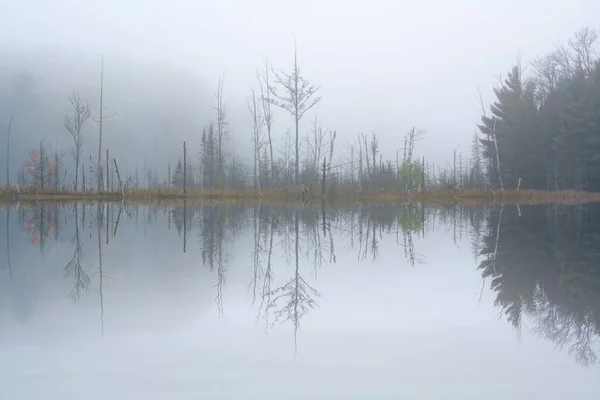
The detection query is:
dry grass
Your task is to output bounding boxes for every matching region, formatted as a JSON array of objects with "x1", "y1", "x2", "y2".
[
  {"x1": 2, "y1": 186, "x2": 600, "y2": 206},
  {"x1": 0, "y1": 186, "x2": 123, "y2": 202}
]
